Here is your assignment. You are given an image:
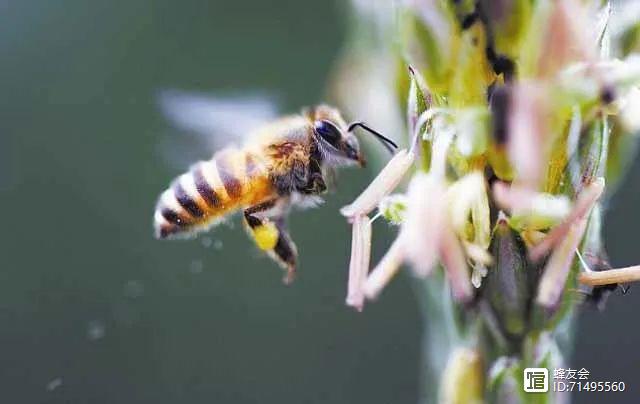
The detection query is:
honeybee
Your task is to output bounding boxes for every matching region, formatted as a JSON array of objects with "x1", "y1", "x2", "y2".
[{"x1": 154, "y1": 95, "x2": 396, "y2": 283}]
